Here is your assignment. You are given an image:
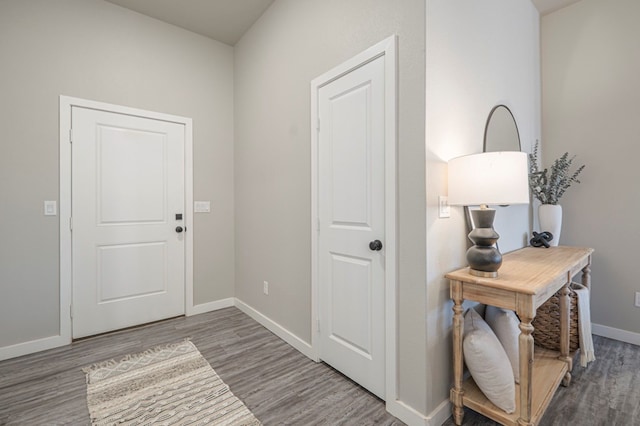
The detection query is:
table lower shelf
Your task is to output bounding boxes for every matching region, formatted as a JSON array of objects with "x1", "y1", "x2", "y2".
[{"x1": 460, "y1": 347, "x2": 568, "y2": 426}]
